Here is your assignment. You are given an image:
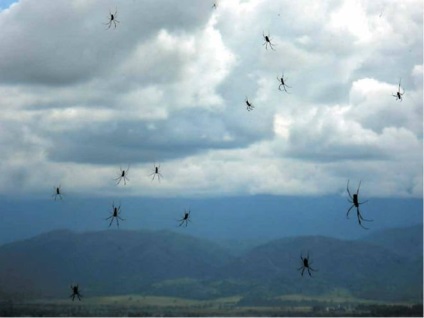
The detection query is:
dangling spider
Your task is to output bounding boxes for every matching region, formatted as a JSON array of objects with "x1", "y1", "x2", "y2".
[
  {"x1": 70, "y1": 284, "x2": 82, "y2": 301},
  {"x1": 392, "y1": 78, "x2": 405, "y2": 101},
  {"x1": 347, "y1": 180, "x2": 373, "y2": 229},
  {"x1": 178, "y1": 209, "x2": 191, "y2": 227},
  {"x1": 263, "y1": 31, "x2": 276, "y2": 50},
  {"x1": 277, "y1": 73, "x2": 291, "y2": 93},
  {"x1": 104, "y1": 8, "x2": 119, "y2": 29},
  {"x1": 150, "y1": 164, "x2": 163, "y2": 182},
  {"x1": 297, "y1": 252, "x2": 316, "y2": 277},
  {"x1": 52, "y1": 185, "x2": 63, "y2": 201},
  {"x1": 115, "y1": 165, "x2": 130, "y2": 185},
  {"x1": 245, "y1": 97, "x2": 254, "y2": 111},
  {"x1": 105, "y1": 202, "x2": 124, "y2": 228}
]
